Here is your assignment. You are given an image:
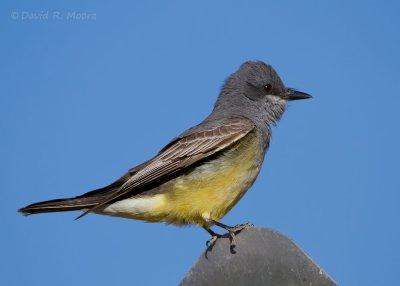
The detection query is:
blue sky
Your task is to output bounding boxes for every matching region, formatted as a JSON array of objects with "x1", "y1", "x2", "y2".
[{"x1": 1, "y1": 1, "x2": 399, "y2": 285}]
